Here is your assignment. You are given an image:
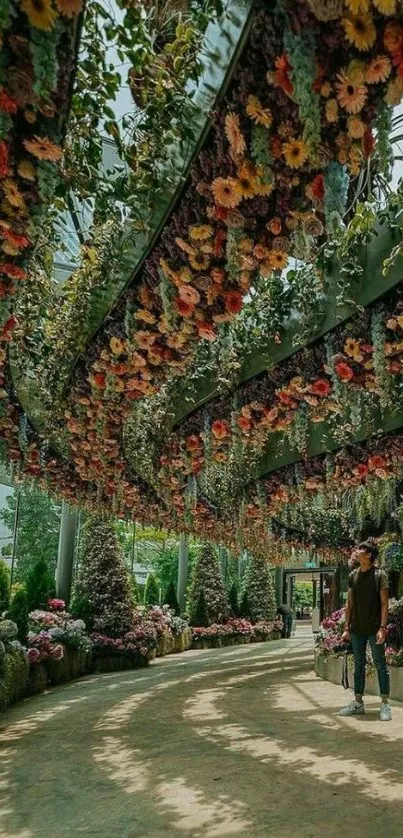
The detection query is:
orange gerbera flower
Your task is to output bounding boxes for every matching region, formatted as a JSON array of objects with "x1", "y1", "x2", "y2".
[
  {"x1": 2, "y1": 179, "x2": 25, "y2": 209},
  {"x1": 246, "y1": 95, "x2": 272, "y2": 128},
  {"x1": 224, "y1": 291, "x2": 243, "y2": 314},
  {"x1": 269, "y1": 250, "x2": 288, "y2": 270},
  {"x1": 178, "y1": 284, "x2": 200, "y2": 305},
  {"x1": 23, "y1": 136, "x2": 62, "y2": 161},
  {"x1": 175, "y1": 297, "x2": 195, "y2": 318},
  {"x1": 21, "y1": 0, "x2": 57, "y2": 30},
  {"x1": 197, "y1": 322, "x2": 216, "y2": 341},
  {"x1": 225, "y1": 111, "x2": 246, "y2": 157},
  {"x1": 365, "y1": 55, "x2": 392, "y2": 84},
  {"x1": 211, "y1": 177, "x2": 242, "y2": 209},
  {"x1": 236, "y1": 161, "x2": 258, "y2": 199},
  {"x1": 282, "y1": 139, "x2": 309, "y2": 168},
  {"x1": 189, "y1": 251, "x2": 210, "y2": 271},
  {"x1": 335, "y1": 72, "x2": 368, "y2": 113},
  {"x1": 109, "y1": 336, "x2": 126, "y2": 356}
]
